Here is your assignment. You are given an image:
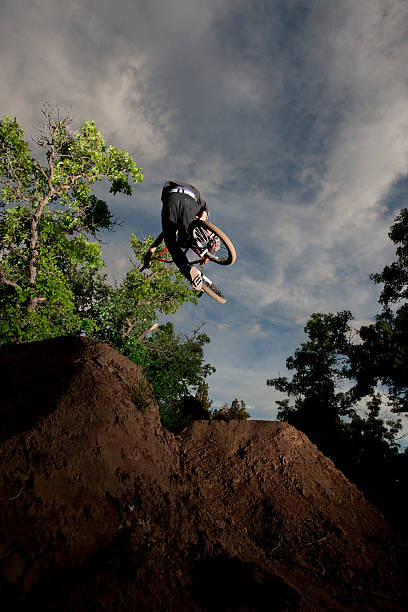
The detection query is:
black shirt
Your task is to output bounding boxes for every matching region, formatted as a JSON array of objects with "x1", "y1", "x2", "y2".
[{"x1": 161, "y1": 180, "x2": 207, "y2": 212}]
